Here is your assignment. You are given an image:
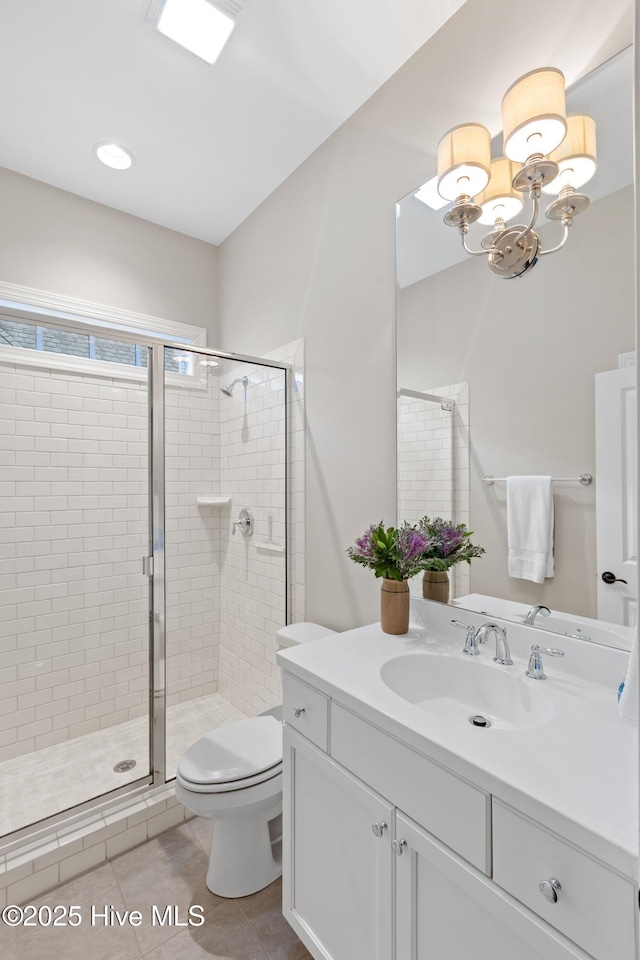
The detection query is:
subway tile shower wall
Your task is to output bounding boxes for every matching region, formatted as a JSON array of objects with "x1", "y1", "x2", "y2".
[
  {"x1": 217, "y1": 349, "x2": 290, "y2": 717},
  {"x1": 0, "y1": 365, "x2": 150, "y2": 762},
  {"x1": 164, "y1": 377, "x2": 221, "y2": 708}
]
